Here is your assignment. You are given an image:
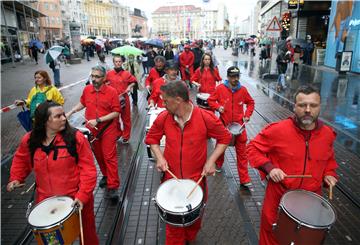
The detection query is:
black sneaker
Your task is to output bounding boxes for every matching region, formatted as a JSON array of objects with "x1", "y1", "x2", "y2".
[
  {"x1": 241, "y1": 182, "x2": 253, "y2": 188},
  {"x1": 99, "y1": 176, "x2": 107, "y2": 188},
  {"x1": 107, "y1": 189, "x2": 119, "y2": 202}
]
